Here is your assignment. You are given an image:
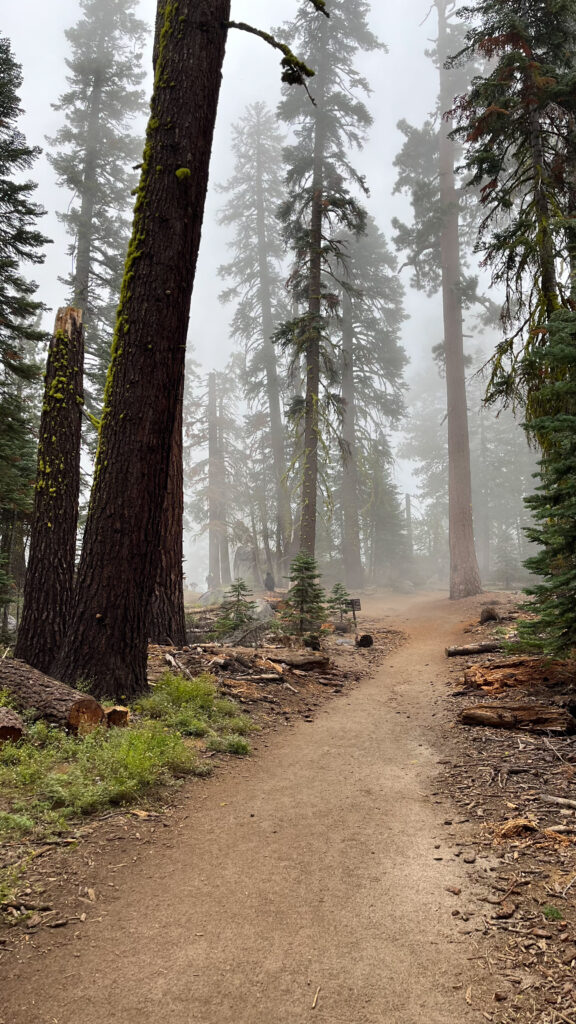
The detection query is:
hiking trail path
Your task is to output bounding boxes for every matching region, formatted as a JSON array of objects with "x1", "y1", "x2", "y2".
[{"x1": 3, "y1": 592, "x2": 490, "y2": 1024}]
